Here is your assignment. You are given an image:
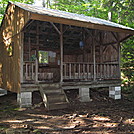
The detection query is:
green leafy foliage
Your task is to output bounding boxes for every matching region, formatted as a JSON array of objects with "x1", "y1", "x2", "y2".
[
  {"x1": 121, "y1": 36, "x2": 134, "y2": 87},
  {"x1": 0, "y1": 0, "x2": 34, "y2": 23}
]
